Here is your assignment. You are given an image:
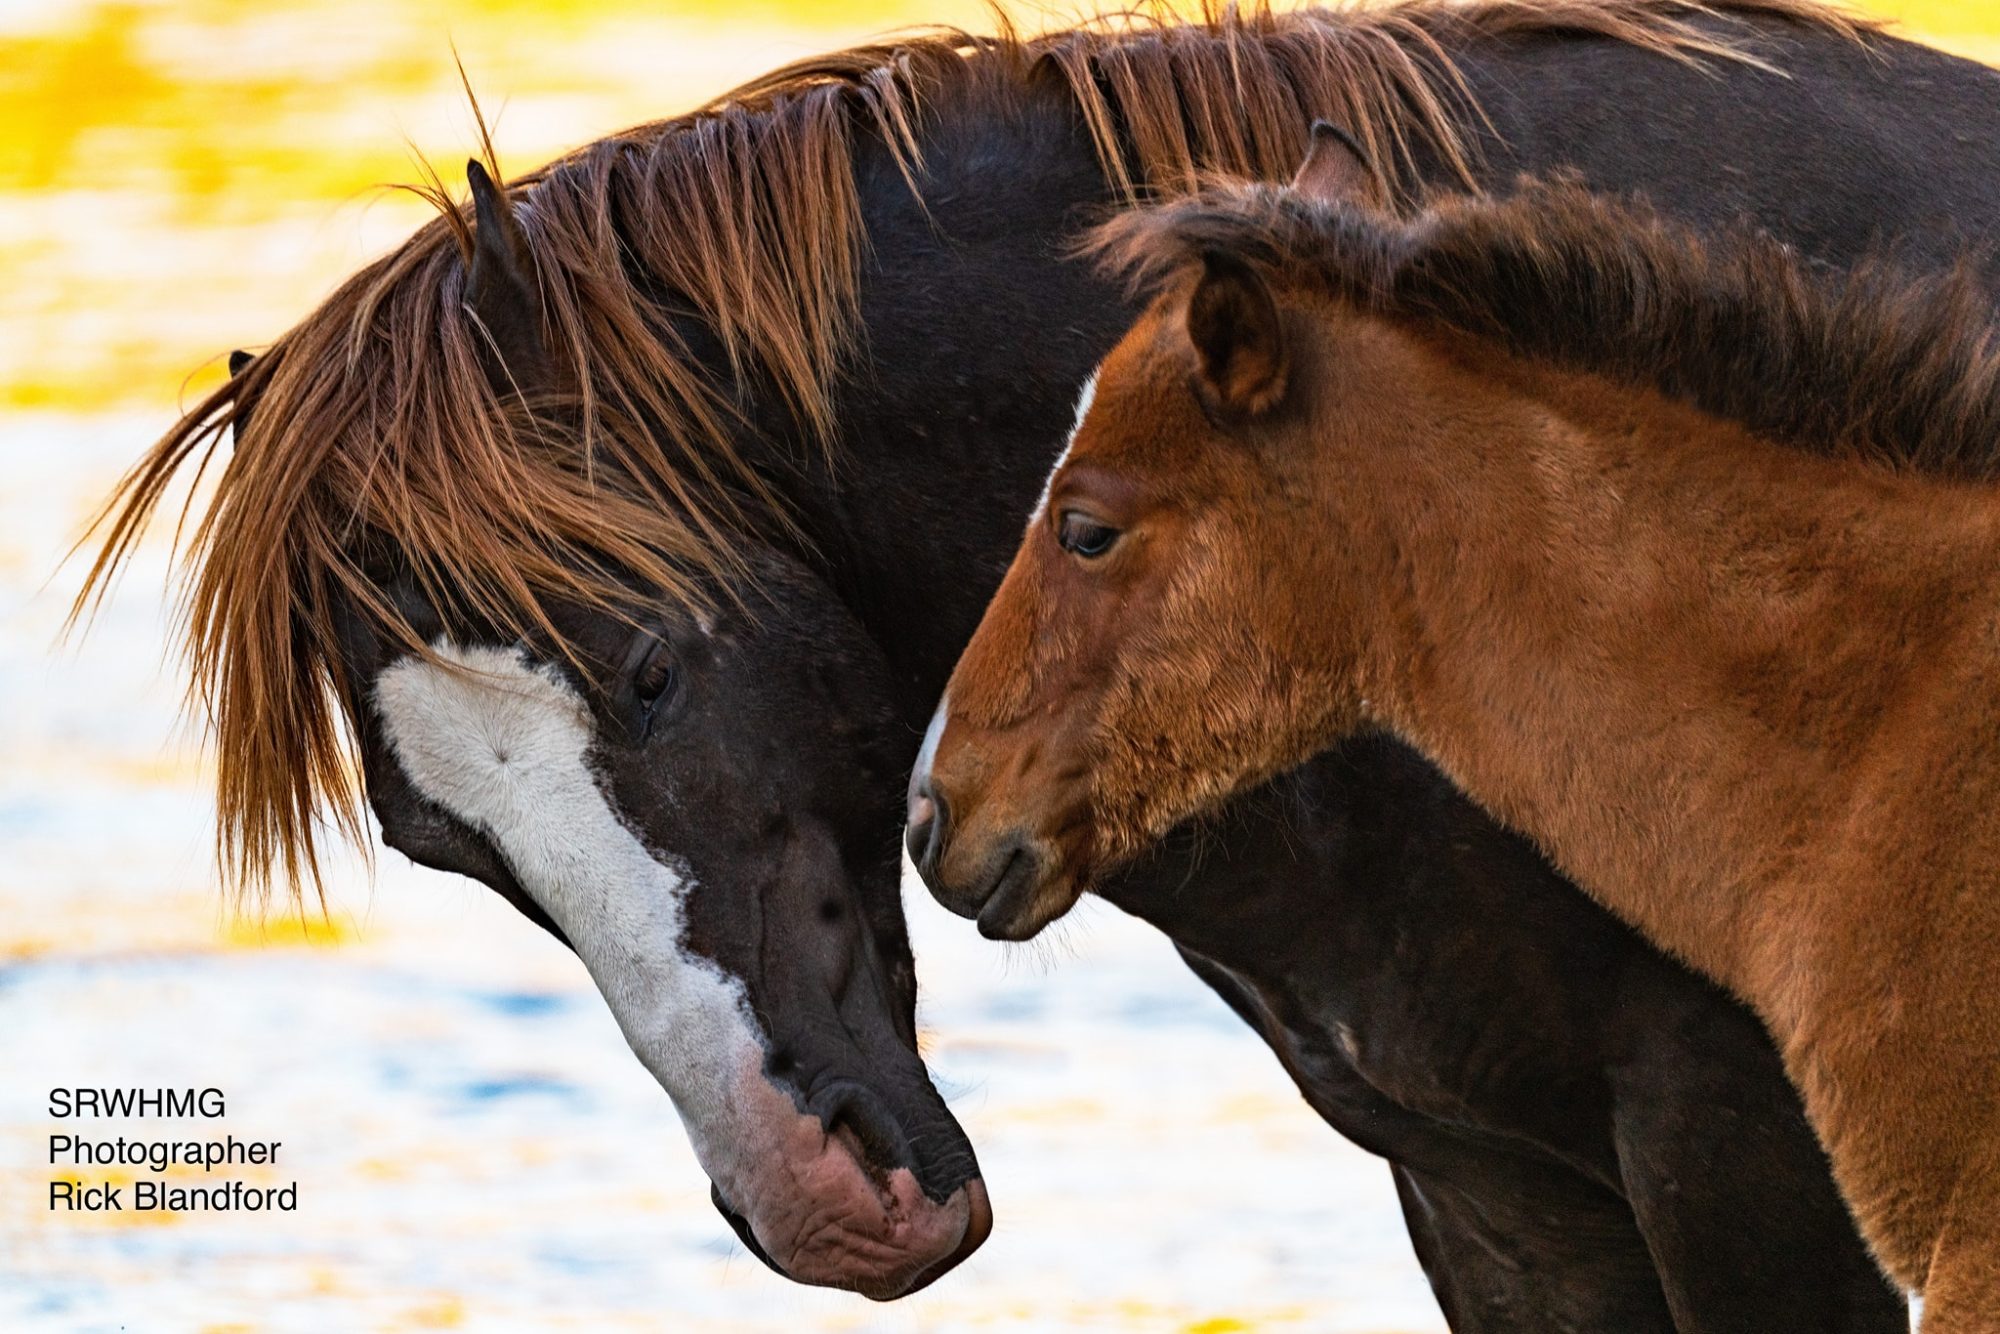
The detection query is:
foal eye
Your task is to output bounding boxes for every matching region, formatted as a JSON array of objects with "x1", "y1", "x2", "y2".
[{"x1": 1057, "y1": 510, "x2": 1120, "y2": 559}]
